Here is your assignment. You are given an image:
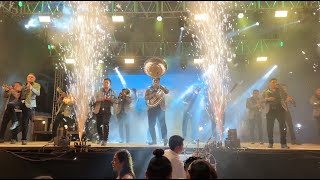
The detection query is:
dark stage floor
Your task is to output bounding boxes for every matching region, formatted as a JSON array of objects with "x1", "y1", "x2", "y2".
[{"x1": 0, "y1": 142, "x2": 319, "y2": 179}]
